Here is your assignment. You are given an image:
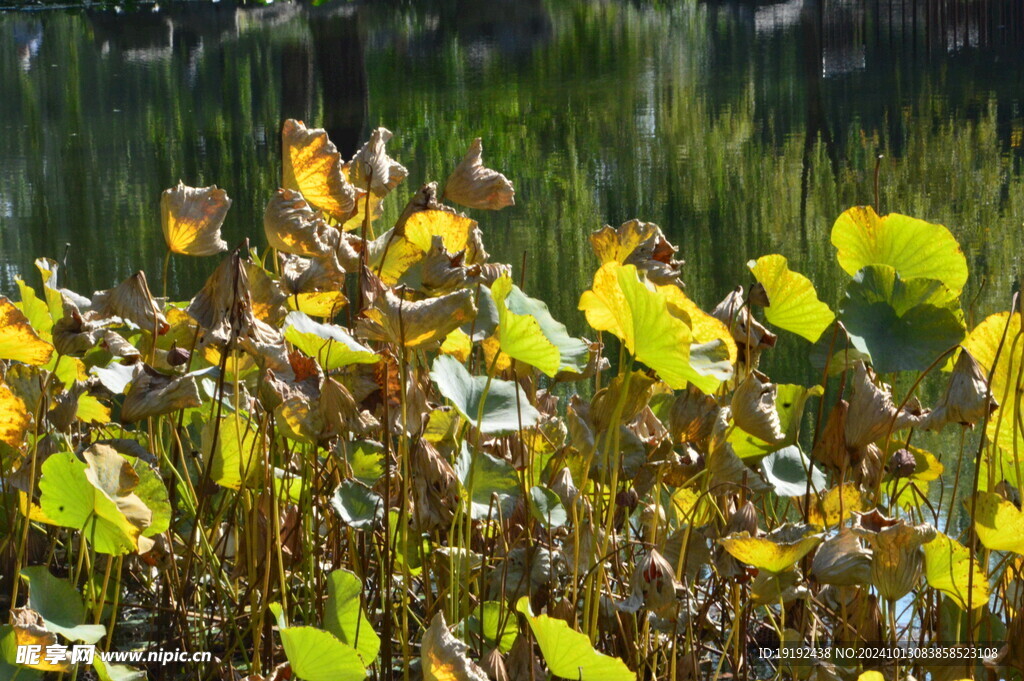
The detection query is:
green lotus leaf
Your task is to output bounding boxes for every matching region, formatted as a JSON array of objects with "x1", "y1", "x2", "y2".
[
  {"x1": 466, "y1": 602, "x2": 518, "y2": 654},
  {"x1": 973, "y1": 491, "x2": 1024, "y2": 556},
  {"x1": 831, "y1": 206, "x2": 968, "y2": 294},
  {"x1": 284, "y1": 311, "x2": 378, "y2": 371},
  {"x1": 331, "y1": 480, "x2": 383, "y2": 530},
  {"x1": 516, "y1": 597, "x2": 635, "y2": 681},
  {"x1": 18, "y1": 567, "x2": 107, "y2": 644},
  {"x1": 38, "y1": 450, "x2": 152, "y2": 556},
  {"x1": 579, "y1": 262, "x2": 694, "y2": 390},
  {"x1": 840, "y1": 264, "x2": 965, "y2": 373},
  {"x1": 93, "y1": 657, "x2": 146, "y2": 681},
  {"x1": 337, "y1": 440, "x2": 385, "y2": 485},
  {"x1": 922, "y1": 532, "x2": 988, "y2": 610},
  {"x1": 761, "y1": 445, "x2": 827, "y2": 498},
  {"x1": 720, "y1": 523, "x2": 823, "y2": 574},
  {"x1": 430, "y1": 354, "x2": 540, "y2": 434},
  {"x1": 492, "y1": 275, "x2": 589, "y2": 377},
  {"x1": 205, "y1": 415, "x2": 265, "y2": 490},
  {"x1": 530, "y1": 485, "x2": 568, "y2": 529},
  {"x1": 277, "y1": 626, "x2": 366, "y2": 681},
  {"x1": 455, "y1": 442, "x2": 520, "y2": 519},
  {"x1": 129, "y1": 457, "x2": 171, "y2": 537},
  {"x1": 324, "y1": 569, "x2": 380, "y2": 666},
  {"x1": 747, "y1": 254, "x2": 834, "y2": 342}
]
